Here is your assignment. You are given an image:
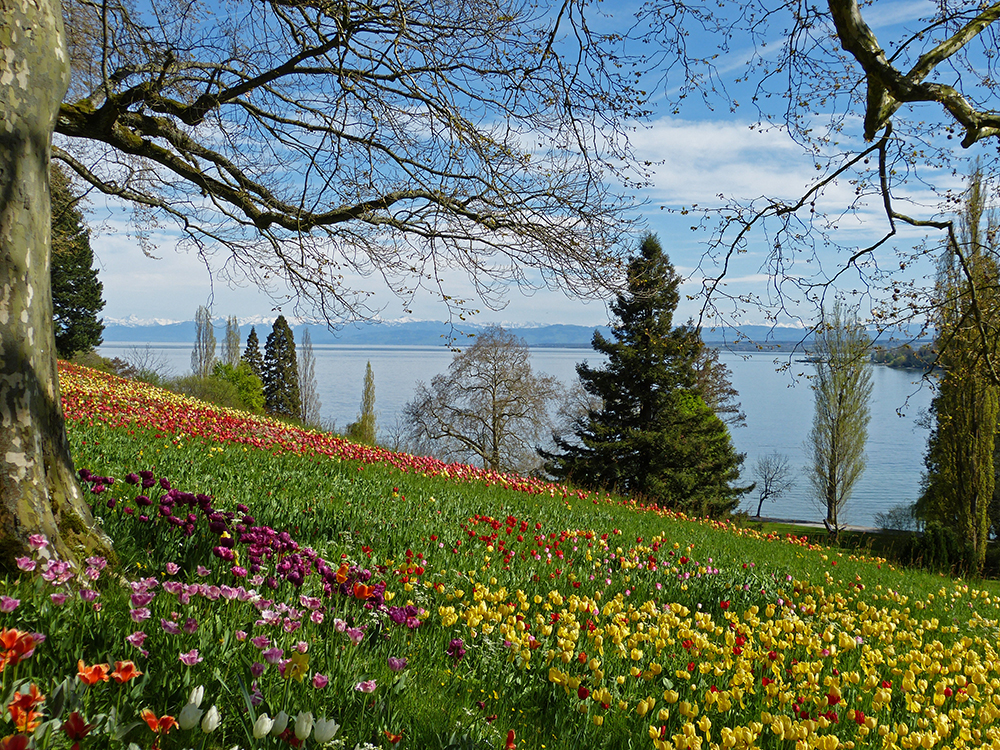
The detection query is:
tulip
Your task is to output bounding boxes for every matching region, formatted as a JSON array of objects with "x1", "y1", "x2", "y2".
[
  {"x1": 313, "y1": 717, "x2": 340, "y2": 743},
  {"x1": 271, "y1": 710, "x2": 289, "y2": 735},
  {"x1": 253, "y1": 713, "x2": 273, "y2": 738},
  {"x1": 294, "y1": 711, "x2": 313, "y2": 741},
  {"x1": 178, "y1": 703, "x2": 204, "y2": 731},
  {"x1": 201, "y1": 706, "x2": 220, "y2": 733},
  {"x1": 188, "y1": 685, "x2": 204, "y2": 708}
]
